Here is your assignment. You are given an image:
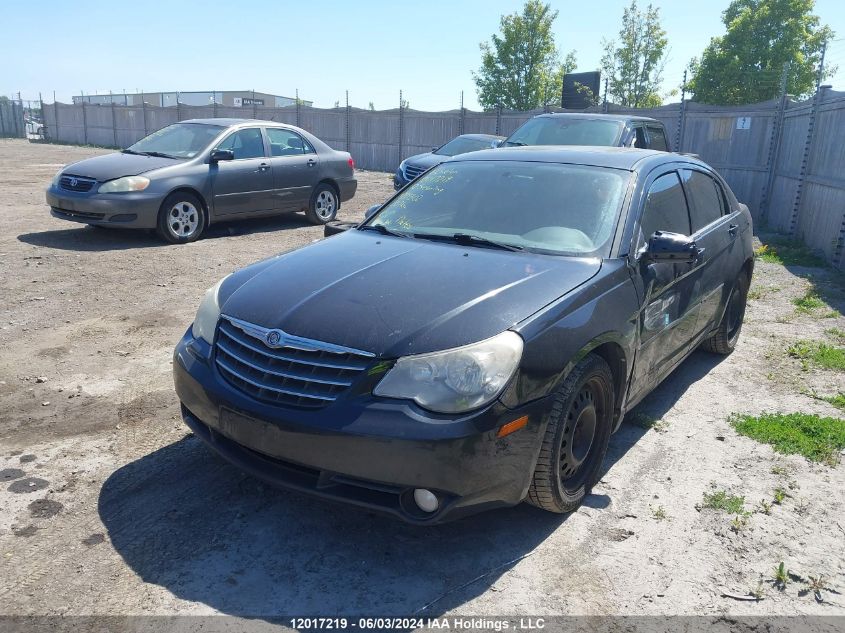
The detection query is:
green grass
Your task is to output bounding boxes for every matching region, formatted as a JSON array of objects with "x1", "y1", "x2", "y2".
[
  {"x1": 730, "y1": 412, "x2": 845, "y2": 465},
  {"x1": 754, "y1": 238, "x2": 828, "y2": 268},
  {"x1": 702, "y1": 489, "x2": 746, "y2": 513},
  {"x1": 826, "y1": 328, "x2": 845, "y2": 344},
  {"x1": 787, "y1": 340, "x2": 845, "y2": 371},
  {"x1": 792, "y1": 289, "x2": 826, "y2": 313},
  {"x1": 822, "y1": 393, "x2": 845, "y2": 412}
]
